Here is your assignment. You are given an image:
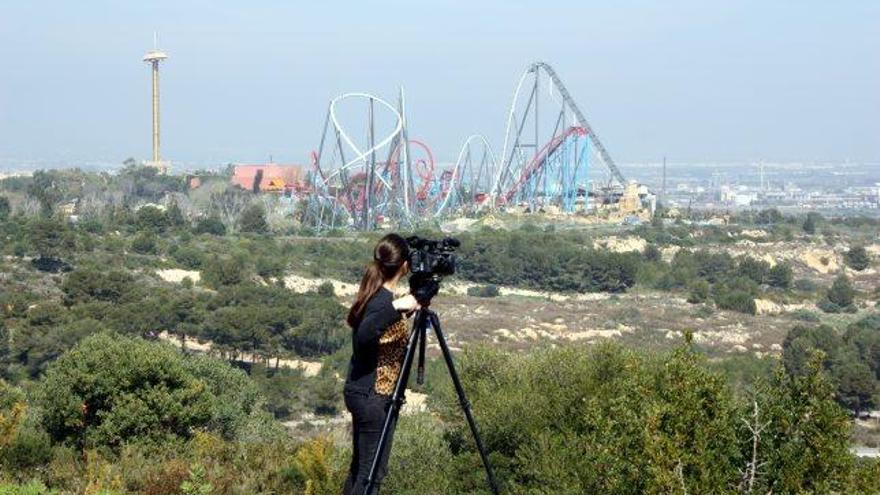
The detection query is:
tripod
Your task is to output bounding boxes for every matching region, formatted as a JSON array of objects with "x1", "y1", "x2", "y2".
[{"x1": 363, "y1": 305, "x2": 500, "y2": 495}]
